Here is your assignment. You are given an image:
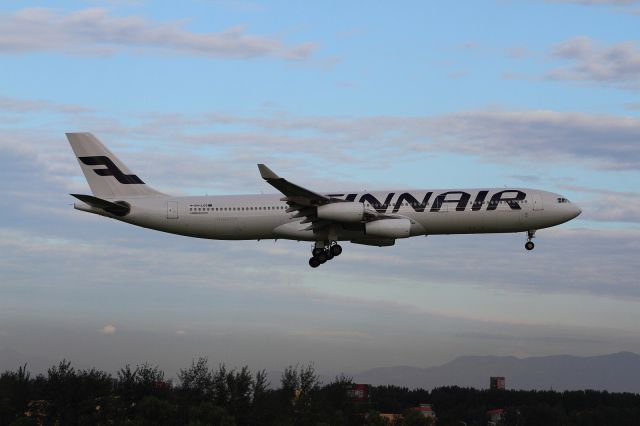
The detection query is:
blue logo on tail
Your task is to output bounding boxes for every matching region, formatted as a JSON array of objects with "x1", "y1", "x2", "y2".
[{"x1": 79, "y1": 156, "x2": 144, "y2": 184}]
